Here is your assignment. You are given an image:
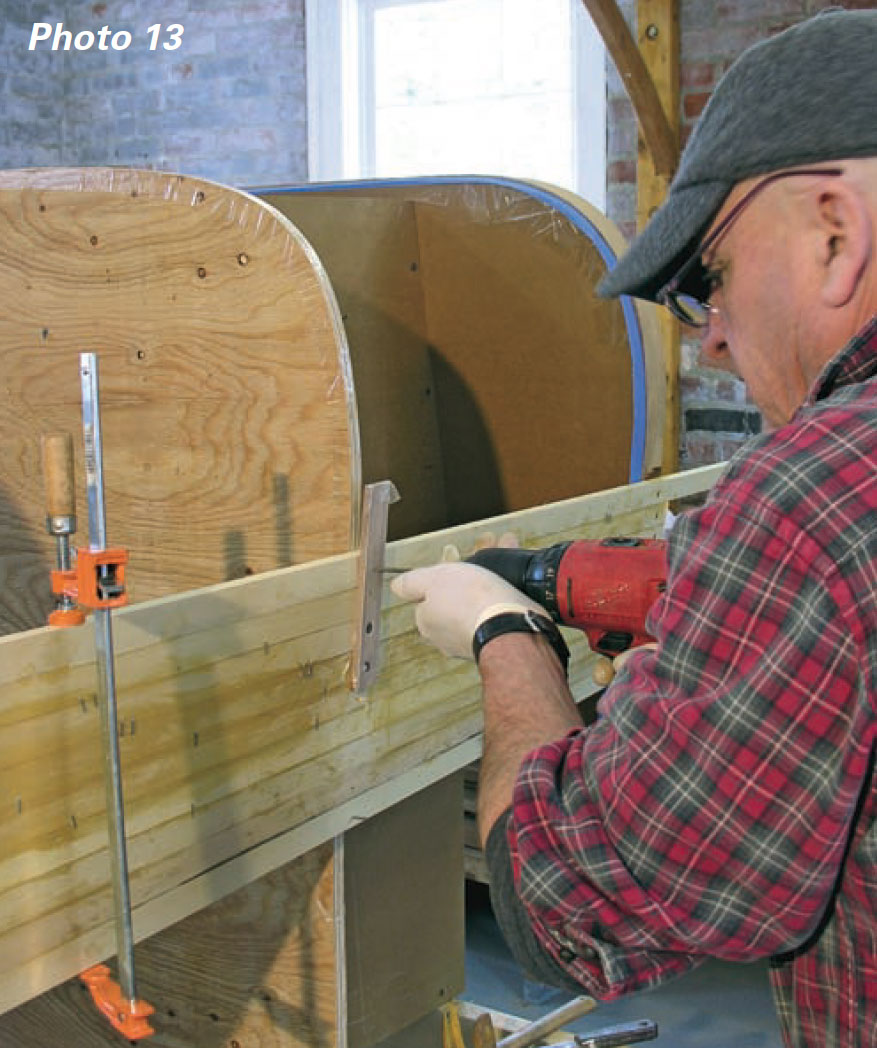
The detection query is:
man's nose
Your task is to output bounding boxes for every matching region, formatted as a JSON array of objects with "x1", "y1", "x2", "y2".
[{"x1": 698, "y1": 308, "x2": 733, "y2": 370}]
